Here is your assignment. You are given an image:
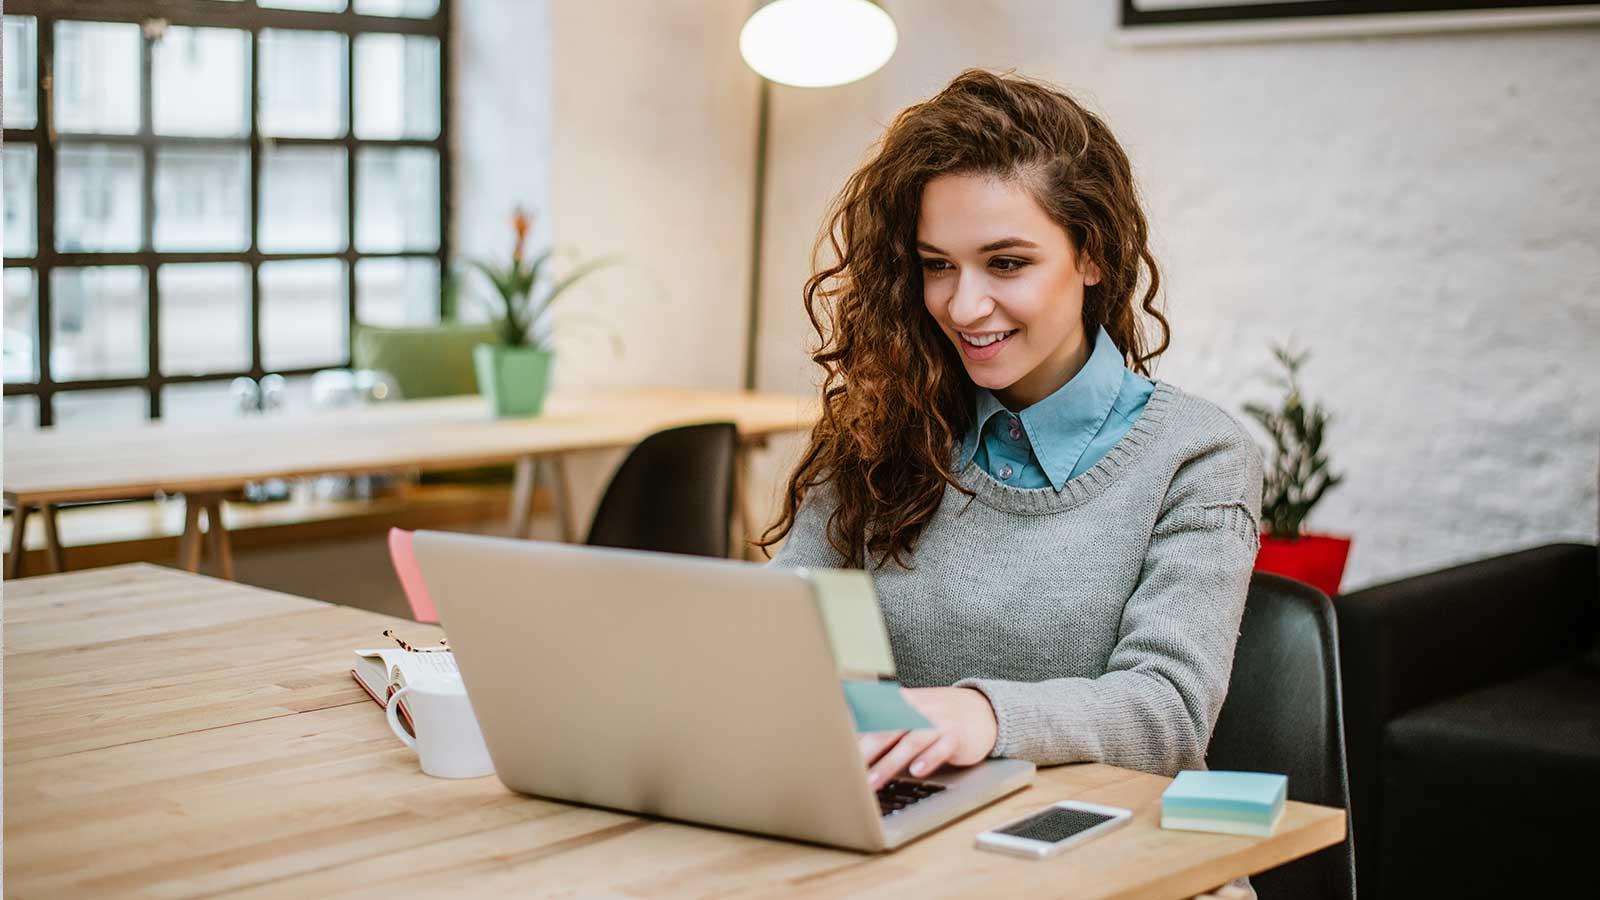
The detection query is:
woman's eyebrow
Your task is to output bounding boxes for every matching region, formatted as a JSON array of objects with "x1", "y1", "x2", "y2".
[{"x1": 916, "y1": 237, "x2": 1040, "y2": 254}]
